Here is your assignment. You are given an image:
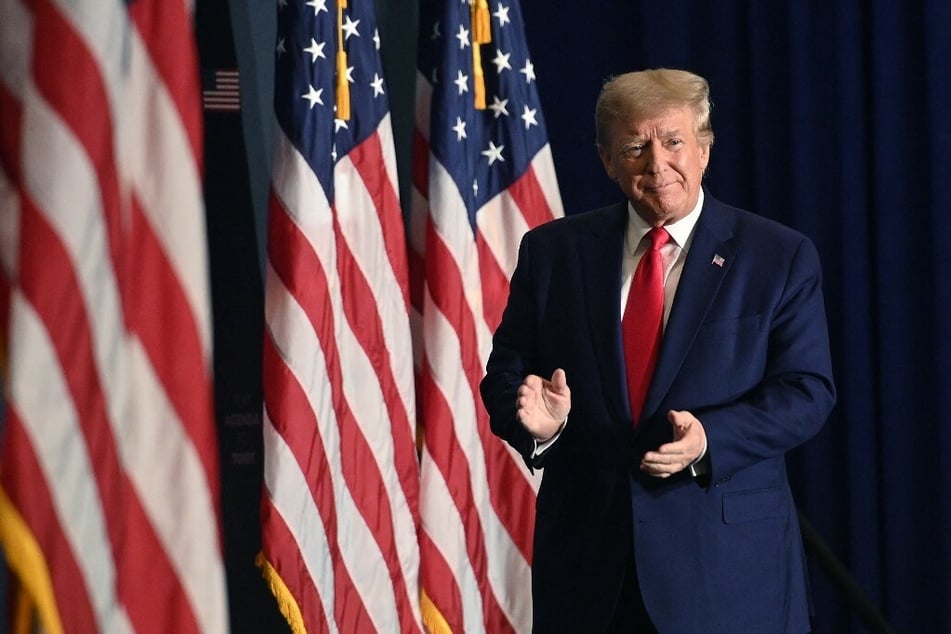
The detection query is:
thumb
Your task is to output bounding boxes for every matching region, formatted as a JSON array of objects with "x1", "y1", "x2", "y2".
[
  {"x1": 550, "y1": 368, "x2": 568, "y2": 393},
  {"x1": 667, "y1": 409, "x2": 692, "y2": 433}
]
